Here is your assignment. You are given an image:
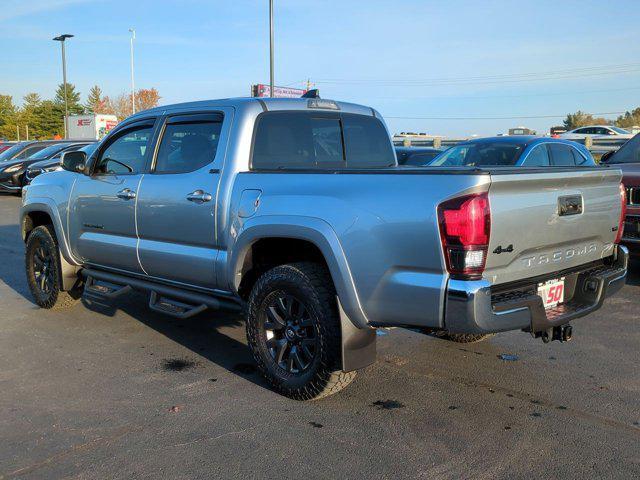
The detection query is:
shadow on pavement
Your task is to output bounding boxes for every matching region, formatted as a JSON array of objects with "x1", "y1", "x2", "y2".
[
  {"x1": 0, "y1": 224, "x2": 32, "y2": 301},
  {"x1": 82, "y1": 291, "x2": 269, "y2": 391}
]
